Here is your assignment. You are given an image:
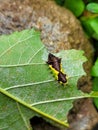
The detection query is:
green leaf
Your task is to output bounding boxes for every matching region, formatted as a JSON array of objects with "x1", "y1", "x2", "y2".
[
  {"x1": 0, "y1": 29, "x2": 87, "y2": 129},
  {"x1": 81, "y1": 16, "x2": 98, "y2": 40},
  {"x1": 64, "y1": 0, "x2": 85, "y2": 17},
  {"x1": 86, "y1": 2, "x2": 98, "y2": 13},
  {"x1": 90, "y1": 91, "x2": 98, "y2": 98},
  {"x1": 91, "y1": 58, "x2": 98, "y2": 109},
  {"x1": 91, "y1": 58, "x2": 98, "y2": 108},
  {"x1": 92, "y1": 78, "x2": 98, "y2": 108},
  {"x1": 91, "y1": 58, "x2": 98, "y2": 76}
]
